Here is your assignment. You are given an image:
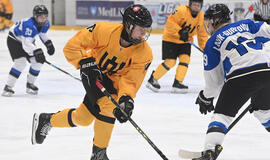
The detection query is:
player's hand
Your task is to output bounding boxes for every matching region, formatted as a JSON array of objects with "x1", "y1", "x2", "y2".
[
  {"x1": 44, "y1": 40, "x2": 55, "y2": 55},
  {"x1": 79, "y1": 57, "x2": 102, "y2": 87},
  {"x1": 33, "y1": 48, "x2": 46, "y2": 63},
  {"x1": 113, "y1": 96, "x2": 134, "y2": 123},
  {"x1": 179, "y1": 27, "x2": 189, "y2": 42},
  {"x1": 195, "y1": 90, "x2": 214, "y2": 115}
]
